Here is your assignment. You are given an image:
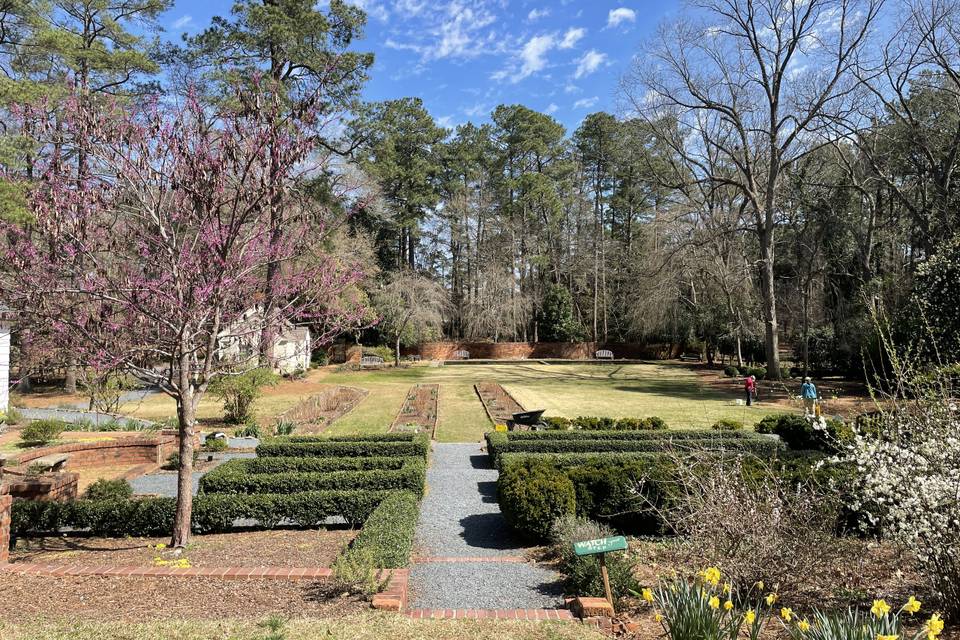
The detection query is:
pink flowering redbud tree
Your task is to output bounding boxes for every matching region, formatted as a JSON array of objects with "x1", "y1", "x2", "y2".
[{"x1": 1, "y1": 89, "x2": 368, "y2": 546}]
